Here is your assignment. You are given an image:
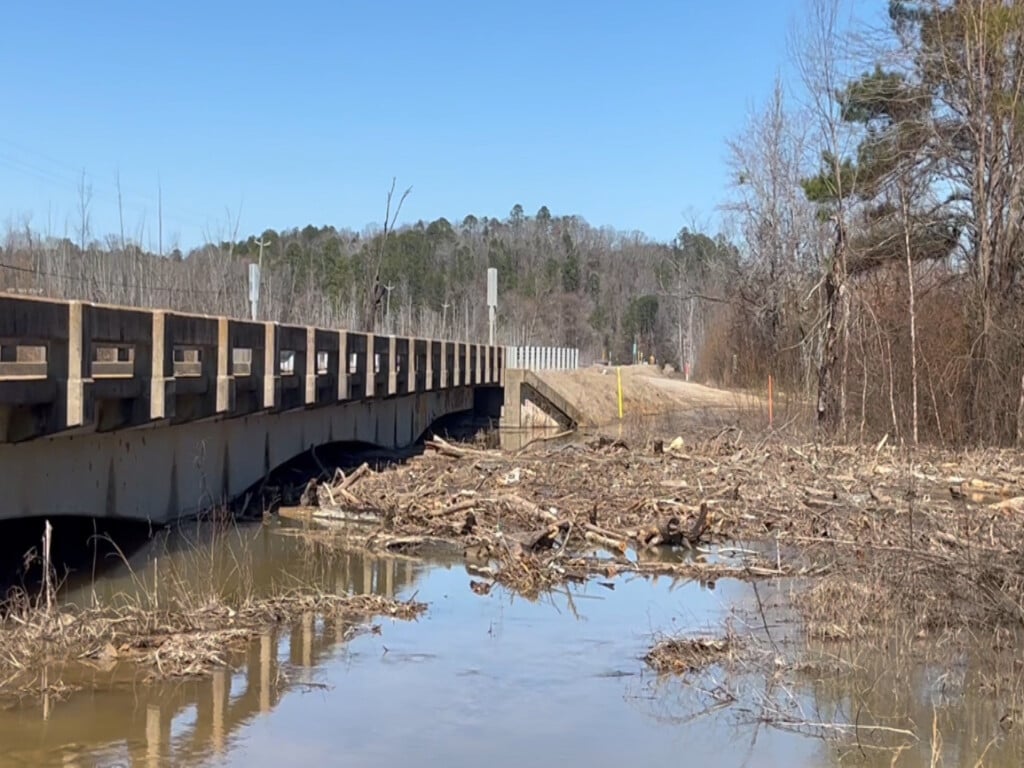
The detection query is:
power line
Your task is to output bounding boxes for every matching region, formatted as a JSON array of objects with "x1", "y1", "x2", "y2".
[
  {"x1": 0, "y1": 260, "x2": 231, "y2": 297},
  {"x1": 0, "y1": 137, "x2": 217, "y2": 229}
]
